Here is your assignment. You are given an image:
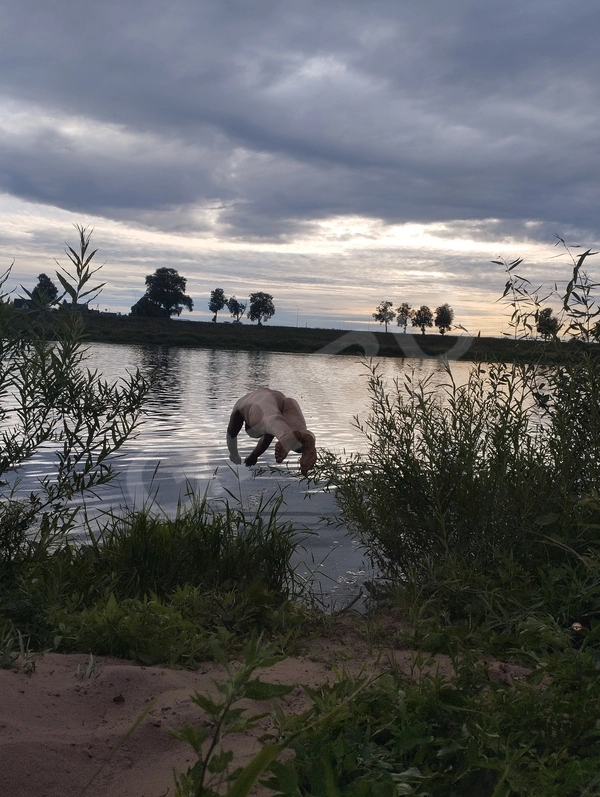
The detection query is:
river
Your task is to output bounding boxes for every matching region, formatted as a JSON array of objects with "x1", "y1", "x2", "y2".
[{"x1": 13, "y1": 342, "x2": 474, "y2": 606}]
